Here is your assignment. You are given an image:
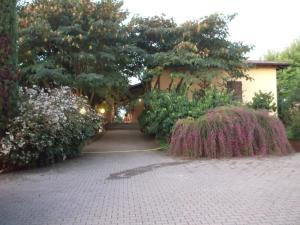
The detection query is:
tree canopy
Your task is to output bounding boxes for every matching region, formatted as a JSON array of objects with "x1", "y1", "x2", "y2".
[
  {"x1": 18, "y1": 1, "x2": 251, "y2": 105},
  {"x1": 128, "y1": 14, "x2": 251, "y2": 89},
  {"x1": 18, "y1": 0, "x2": 137, "y2": 104},
  {"x1": 265, "y1": 38, "x2": 300, "y2": 123}
]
